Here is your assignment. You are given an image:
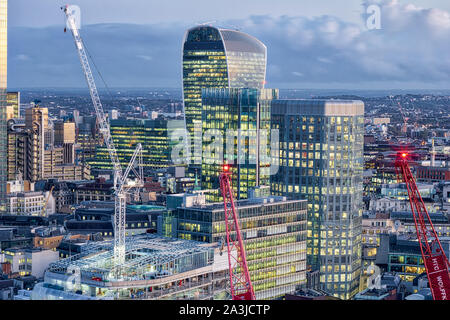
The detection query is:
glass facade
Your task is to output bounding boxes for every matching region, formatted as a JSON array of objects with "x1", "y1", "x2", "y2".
[
  {"x1": 182, "y1": 26, "x2": 266, "y2": 176},
  {"x1": 270, "y1": 99, "x2": 365, "y2": 299},
  {"x1": 174, "y1": 198, "x2": 308, "y2": 300},
  {"x1": 388, "y1": 253, "x2": 426, "y2": 282},
  {"x1": 201, "y1": 88, "x2": 278, "y2": 201},
  {"x1": 6, "y1": 91, "x2": 19, "y2": 120},
  {"x1": 90, "y1": 118, "x2": 184, "y2": 171},
  {"x1": 0, "y1": 0, "x2": 7, "y2": 213},
  {"x1": 77, "y1": 115, "x2": 99, "y2": 165}
]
